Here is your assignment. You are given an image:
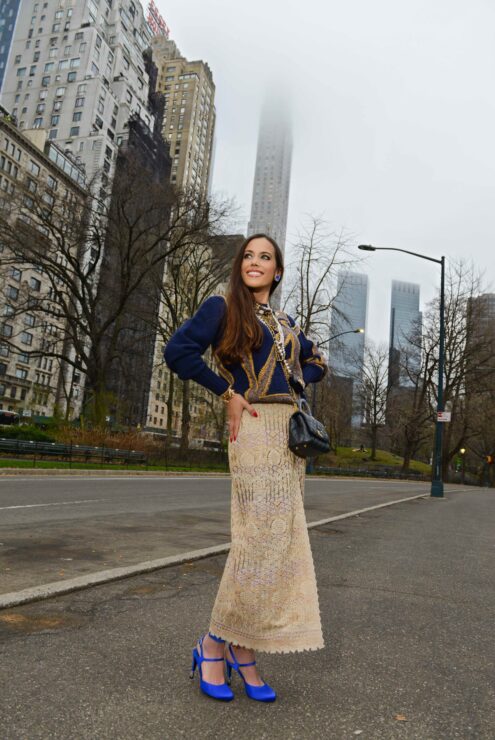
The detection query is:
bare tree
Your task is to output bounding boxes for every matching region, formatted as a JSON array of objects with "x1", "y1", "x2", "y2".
[
  {"x1": 421, "y1": 261, "x2": 495, "y2": 478},
  {"x1": 355, "y1": 341, "x2": 389, "y2": 460},
  {"x1": 0, "y1": 150, "x2": 234, "y2": 426},
  {"x1": 283, "y1": 215, "x2": 358, "y2": 342},
  {"x1": 156, "y1": 233, "x2": 237, "y2": 450}
]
